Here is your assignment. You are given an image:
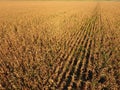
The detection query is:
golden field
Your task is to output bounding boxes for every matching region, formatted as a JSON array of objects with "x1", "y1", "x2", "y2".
[{"x1": 0, "y1": 1, "x2": 120, "y2": 90}]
